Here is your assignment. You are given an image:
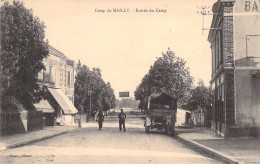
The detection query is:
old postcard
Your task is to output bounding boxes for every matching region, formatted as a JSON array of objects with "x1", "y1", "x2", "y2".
[{"x1": 0, "y1": 0, "x2": 259, "y2": 163}]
